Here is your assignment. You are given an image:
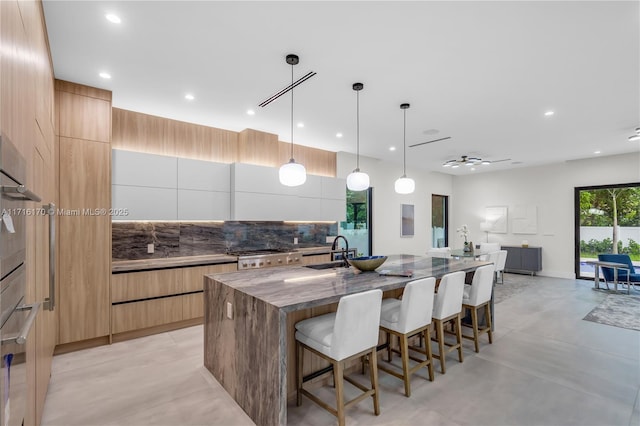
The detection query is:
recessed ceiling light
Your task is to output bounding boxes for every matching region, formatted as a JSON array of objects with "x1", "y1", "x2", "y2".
[
  {"x1": 185, "y1": 94, "x2": 195, "y2": 101},
  {"x1": 544, "y1": 111, "x2": 555, "y2": 116},
  {"x1": 105, "y1": 14, "x2": 121, "y2": 24},
  {"x1": 336, "y1": 133, "x2": 343, "y2": 138},
  {"x1": 297, "y1": 122, "x2": 304, "y2": 128},
  {"x1": 99, "y1": 72, "x2": 111, "y2": 79},
  {"x1": 594, "y1": 150, "x2": 601, "y2": 154},
  {"x1": 389, "y1": 146, "x2": 396, "y2": 151},
  {"x1": 629, "y1": 134, "x2": 640, "y2": 142},
  {"x1": 246, "y1": 109, "x2": 255, "y2": 116}
]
